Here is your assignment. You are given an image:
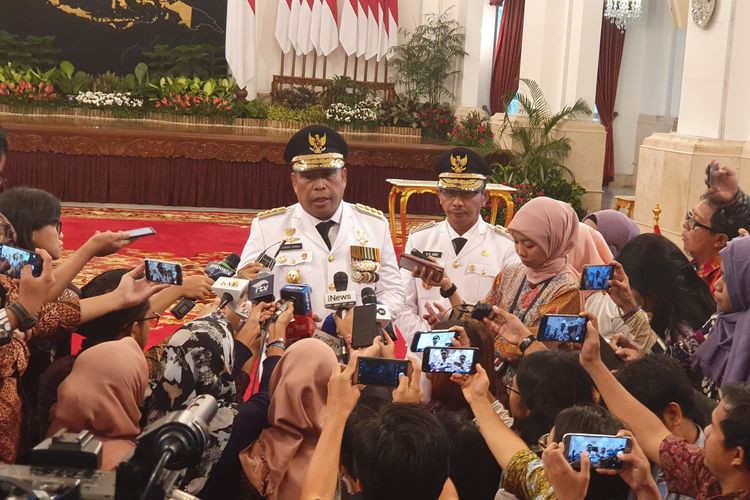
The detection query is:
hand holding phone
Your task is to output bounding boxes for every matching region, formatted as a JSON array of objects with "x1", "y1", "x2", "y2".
[
  {"x1": 0, "y1": 245, "x2": 43, "y2": 279},
  {"x1": 422, "y1": 347, "x2": 478, "y2": 374},
  {"x1": 125, "y1": 227, "x2": 156, "y2": 241},
  {"x1": 354, "y1": 357, "x2": 410, "y2": 387},
  {"x1": 144, "y1": 259, "x2": 183, "y2": 285},
  {"x1": 581, "y1": 264, "x2": 615, "y2": 291},
  {"x1": 563, "y1": 433, "x2": 632, "y2": 470},
  {"x1": 538, "y1": 314, "x2": 587, "y2": 343},
  {"x1": 398, "y1": 252, "x2": 445, "y2": 283}
]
